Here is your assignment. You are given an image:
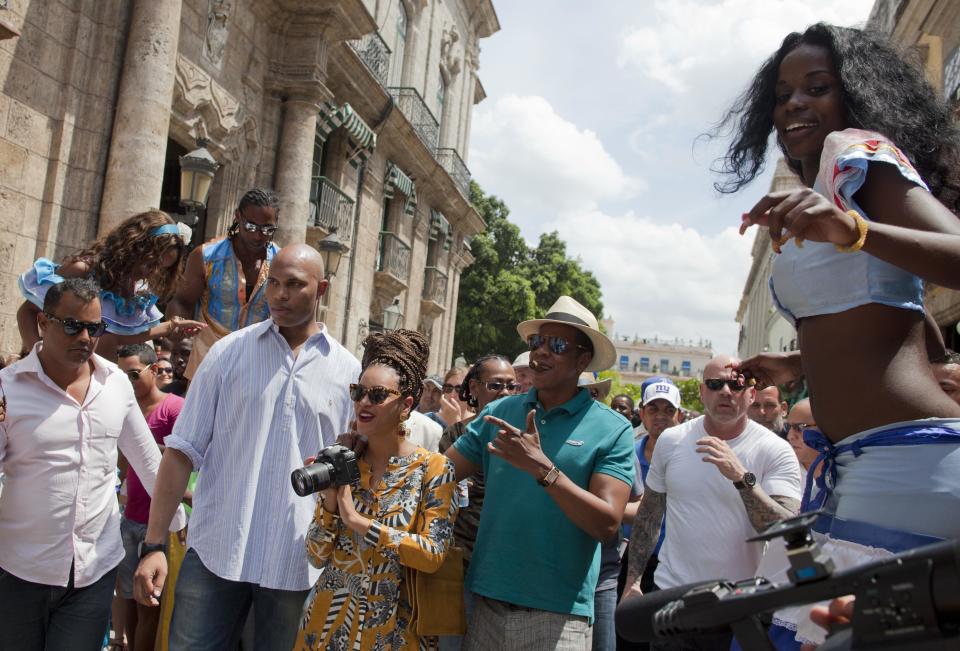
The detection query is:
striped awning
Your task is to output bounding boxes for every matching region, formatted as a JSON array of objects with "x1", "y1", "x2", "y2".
[
  {"x1": 430, "y1": 209, "x2": 453, "y2": 250},
  {"x1": 384, "y1": 162, "x2": 417, "y2": 216},
  {"x1": 317, "y1": 102, "x2": 377, "y2": 167}
]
